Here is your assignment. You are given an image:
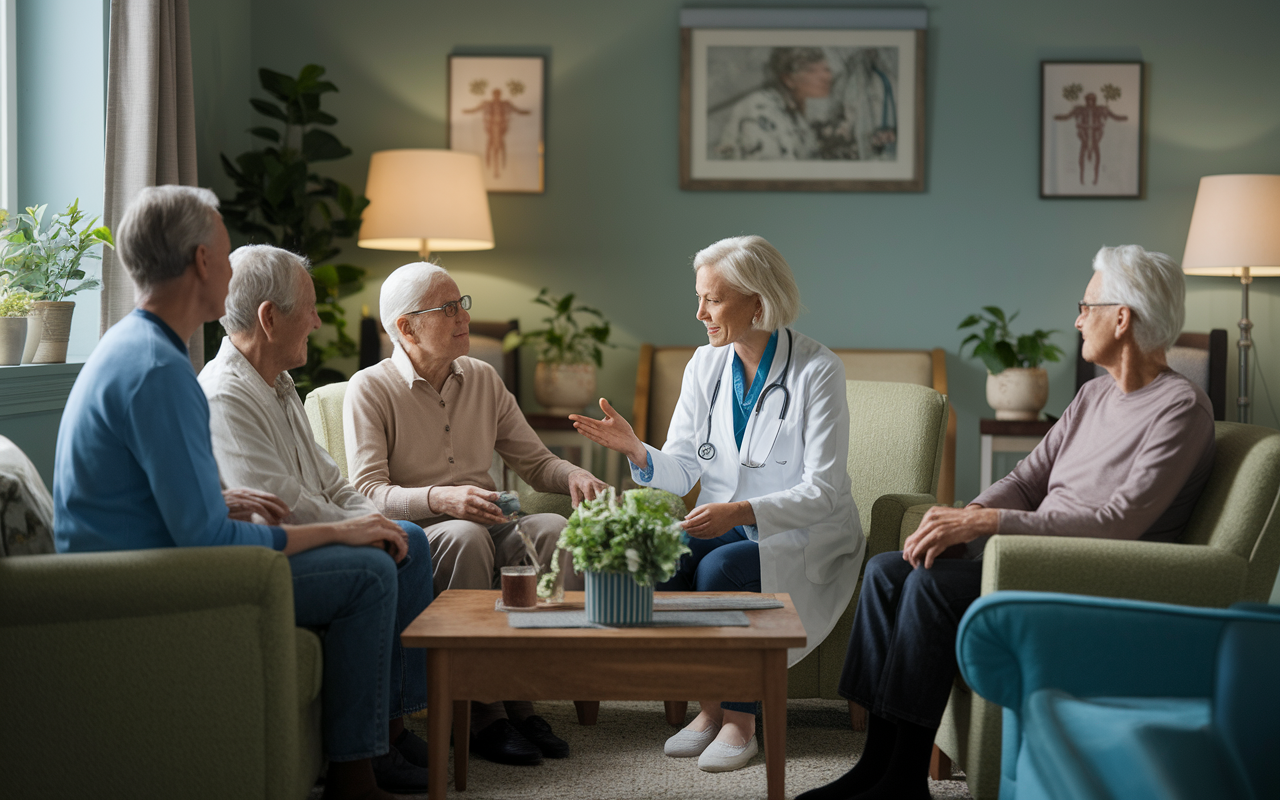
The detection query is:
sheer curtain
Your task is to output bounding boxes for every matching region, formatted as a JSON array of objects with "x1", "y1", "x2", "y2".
[{"x1": 101, "y1": 0, "x2": 201, "y2": 366}]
